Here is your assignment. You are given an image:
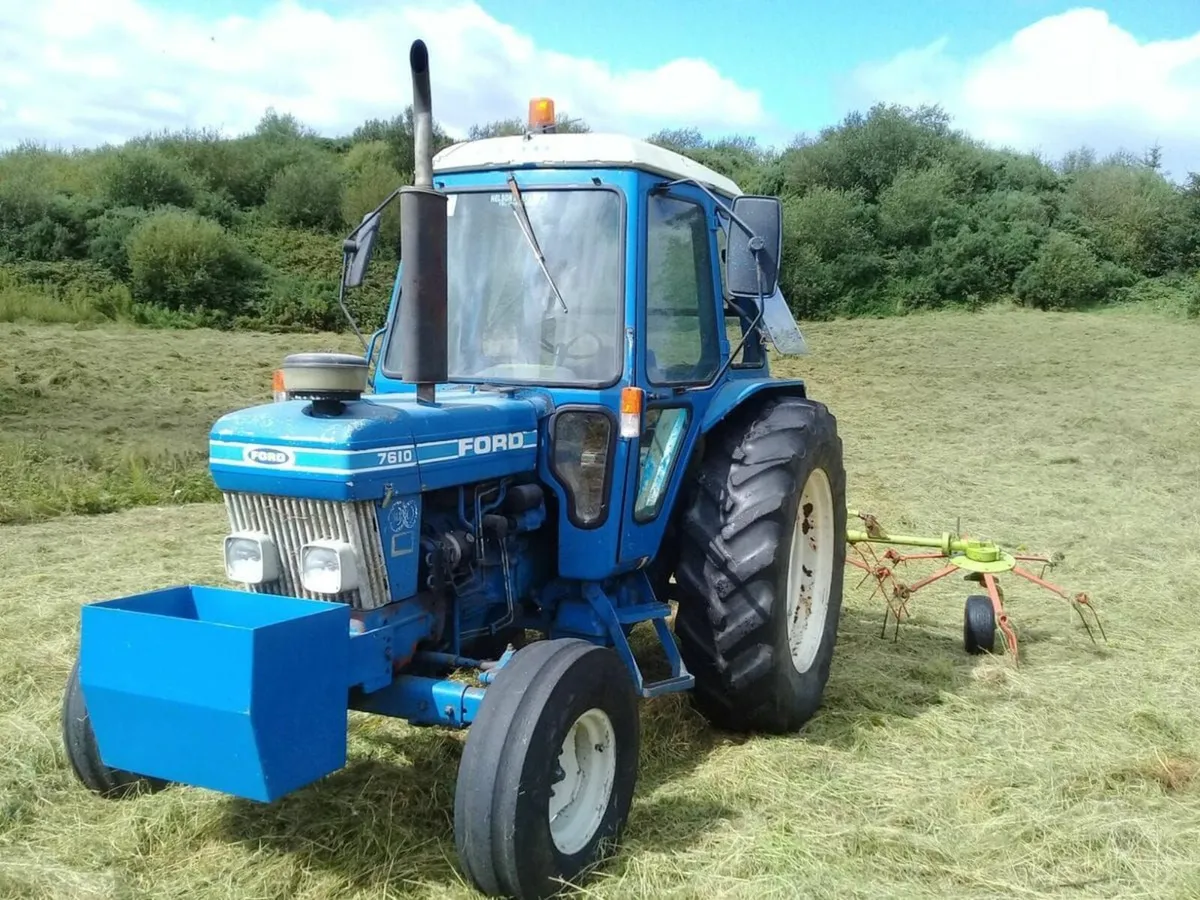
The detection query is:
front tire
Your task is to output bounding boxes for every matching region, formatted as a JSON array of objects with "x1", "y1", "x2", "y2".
[
  {"x1": 61, "y1": 658, "x2": 170, "y2": 798},
  {"x1": 675, "y1": 394, "x2": 847, "y2": 734},
  {"x1": 453, "y1": 639, "x2": 640, "y2": 899}
]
